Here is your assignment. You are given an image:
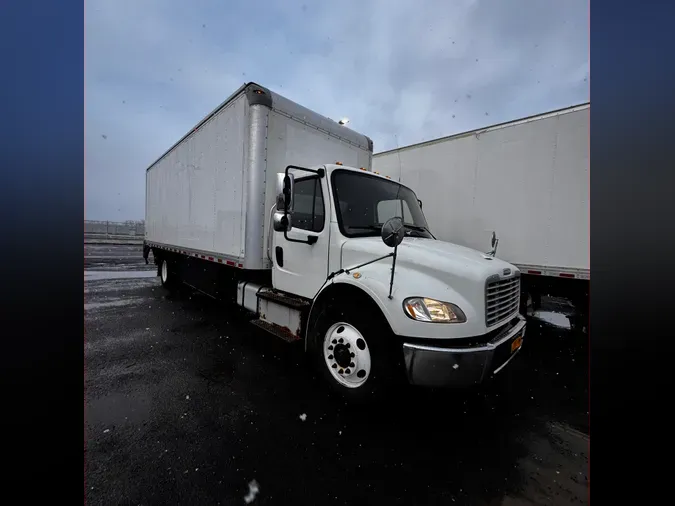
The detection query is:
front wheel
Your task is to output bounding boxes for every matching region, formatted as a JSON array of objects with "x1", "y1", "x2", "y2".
[
  {"x1": 322, "y1": 322, "x2": 373, "y2": 389},
  {"x1": 310, "y1": 308, "x2": 403, "y2": 402}
]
